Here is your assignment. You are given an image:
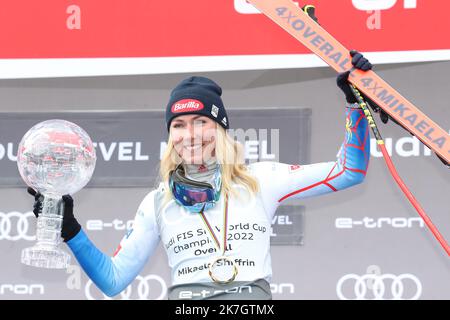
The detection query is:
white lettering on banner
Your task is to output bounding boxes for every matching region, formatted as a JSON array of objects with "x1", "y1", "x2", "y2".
[
  {"x1": 335, "y1": 217, "x2": 424, "y2": 229},
  {"x1": 270, "y1": 215, "x2": 293, "y2": 237},
  {"x1": 270, "y1": 283, "x2": 295, "y2": 294},
  {"x1": 97, "y1": 142, "x2": 116, "y2": 161},
  {"x1": 336, "y1": 267, "x2": 422, "y2": 300},
  {"x1": 234, "y1": 0, "x2": 261, "y2": 14},
  {"x1": 66, "y1": 265, "x2": 82, "y2": 290},
  {"x1": 135, "y1": 142, "x2": 149, "y2": 160},
  {"x1": 370, "y1": 136, "x2": 434, "y2": 158},
  {"x1": 85, "y1": 274, "x2": 167, "y2": 300},
  {"x1": 0, "y1": 211, "x2": 36, "y2": 241},
  {"x1": 272, "y1": 215, "x2": 293, "y2": 225},
  {"x1": 366, "y1": 10, "x2": 382, "y2": 30},
  {"x1": 404, "y1": 0, "x2": 418, "y2": 9},
  {"x1": 160, "y1": 141, "x2": 168, "y2": 160},
  {"x1": 86, "y1": 219, "x2": 133, "y2": 231},
  {"x1": 352, "y1": 0, "x2": 417, "y2": 11},
  {"x1": 259, "y1": 129, "x2": 277, "y2": 160},
  {"x1": 0, "y1": 142, "x2": 17, "y2": 161},
  {"x1": 160, "y1": 128, "x2": 280, "y2": 162},
  {"x1": 229, "y1": 128, "x2": 279, "y2": 162},
  {"x1": 245, "y1": 141, "x2": 259, "y2": 160},
  {"x1": 178, "y1": 285, "x2": 253, "y2": 299},
  {"x1": 236, "y1": 0, "x2": 417, "y2": 15},
  {"x1": 66, "y1": 5, "x2": 81, "y2": 30},
  {"x1": 366, "y1": 265, "x2": 382, "y2": 290},
  {"x1": 0, "y1": 284, "x2": 44, "y2": 295},
  {"x1": 118, "y1": 142, "x2": 133, "y2": 161},
  {"x1": 92, "y1": 142, "x2": 150, "y2": 161},
  {"x1": 0, "y1": 142, "x2": 150, "y2": 162}
]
